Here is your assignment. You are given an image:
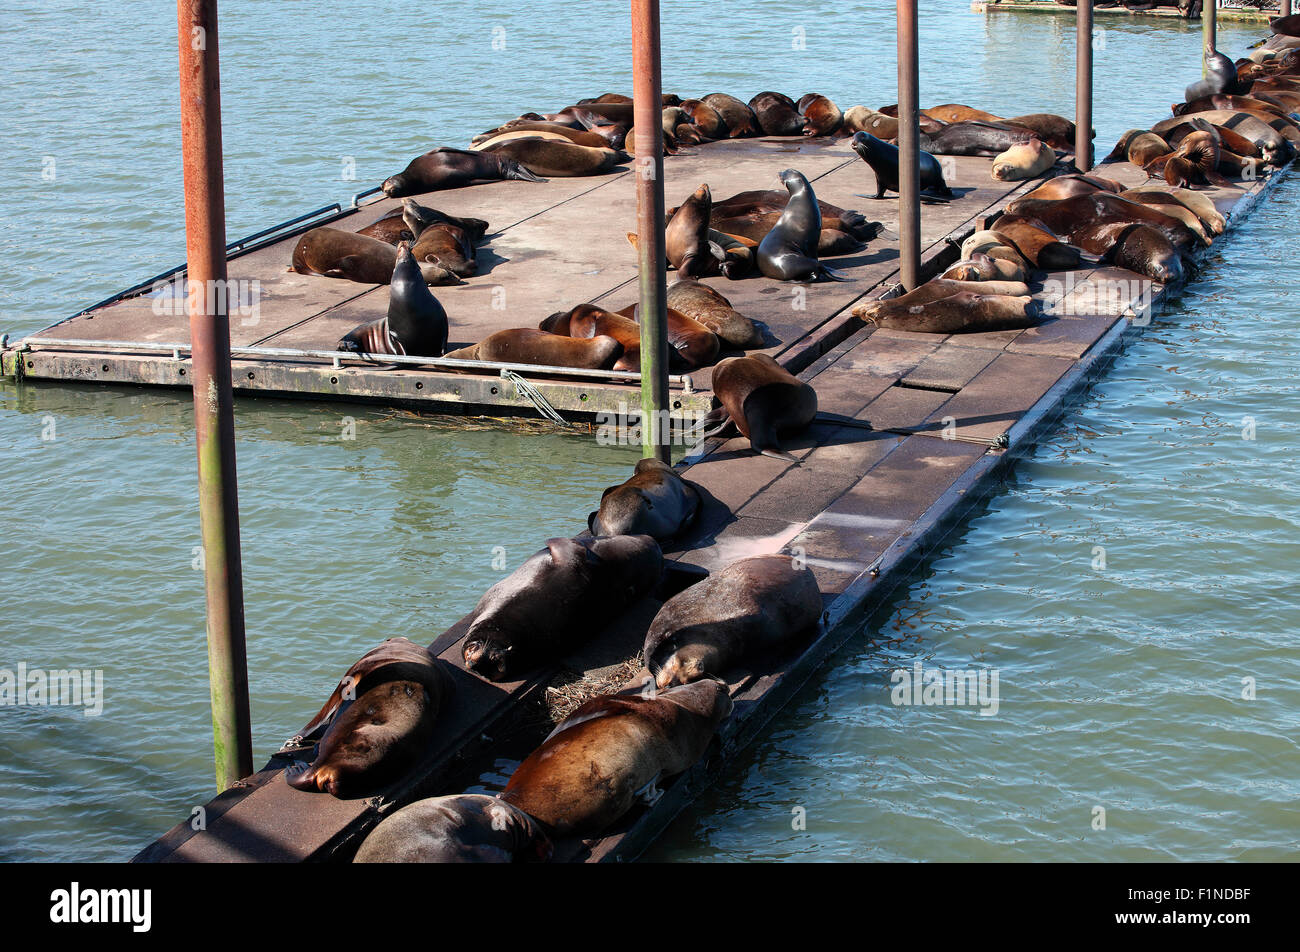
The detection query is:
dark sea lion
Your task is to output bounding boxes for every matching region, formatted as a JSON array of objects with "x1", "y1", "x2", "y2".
[
  {"x1": 697, "y1": 189, "x2": 879, "y2": 243},
  {"x1": 558, "y1": 101, "x2": 636, "y2": 127},
  {"x1": 410, "y1": 222, "x2": 477, "y2": 277},
  {"x1": 748, "y1": 91, "x2": 805, "y2": 136},
  {"x1": 381, "y1": 147, "x2": 546, "y2": 197},
  {"x1": 798, "y1": 93, "x2": 843, "y2": 137},
  {"x1": 588, "y1": 458, "x2": 700, "y2": 541},
  {"x1": 855, "y1": 288, "x2": 1039, "y2": 334},
  {"x1": 337, "y1": 242, "x2": 450, "y2": 358},
  {"x1": 918, "y1": 120, "x2": 1038, "y2": 156},
  {"x1": 443, "y1": 328, "x2": 623, "y2": 370},
  {"x1": 1174, "y1": 94, "x2": 1293, "y2": 121},
  {"x1": 395, "y1": 198, "x2": 489, "y2": 242},
  {"x1": 701, "y1": 93, "x2": 761, "y2": 137},
  {"x1": 665, "y1": 279, "x2": 763, "y2": 349},
  {"x1": 1185, "y1": 50, "x2": 1246, "y2": 101},
  {"x1": 850, "y1": 131, "x2": 952, "y2": 201},
  {"x1": 1111, "y1": 224, "x2": 1185, "y2": 285},
  {"x1": 1006, "y1": 193, "x2": 1200, "y2": 255},
  {"x1": 990, "y1": 218, "x2": 1091, "y2": 271},
  {"x1": 356, "y1": 201, "x2": 427, "y2": 244},
  {"x1": 707, "y1": 353, "x2": 817, "y2": 461},
  {"x1": 757, "y1": 169, "x2": 849, "y2": 282},
  {"x1": 616, "y1": 302, "x2": 720, "y2": 370},
  {"x1": 1007, "y1": 113, "x2": 1078, "y2": 150},
  {"x1": 543, "y1": 304, "x2": 641, "y2": 372},
  {"x1": 666, "y1": 184, "x2": 724, "y2": 278},
  {"x1": 286, "y1": 637, "x2": 448, "y2": 797},
  {"x1": 644, "y1": 555, "x2": 822, "y2": 688},
  {"x1": 478, "y1": 137, "x2": 626, "y2": 177},
  {"x1": 473, "y1": 120, "x2": 616, "y2": 150},
  {"x1": 1021, "y1": 172, "x2": 1123, "y2": 202},
  {"x1": 461, "y1": 534, "x2": 663, "y2": 682},
  {"x1": 499, "y1": 678, "x2": 732, "y2": 837},
  {"x1": 353, "y1": 794, "x2": 552, "y2": 864},
  {"x1": 678, "y1": 98, "x2": 728, "y2": 139},
  {"x1": 292, "y1": 227, "x2": 460, "y2": 286}
]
